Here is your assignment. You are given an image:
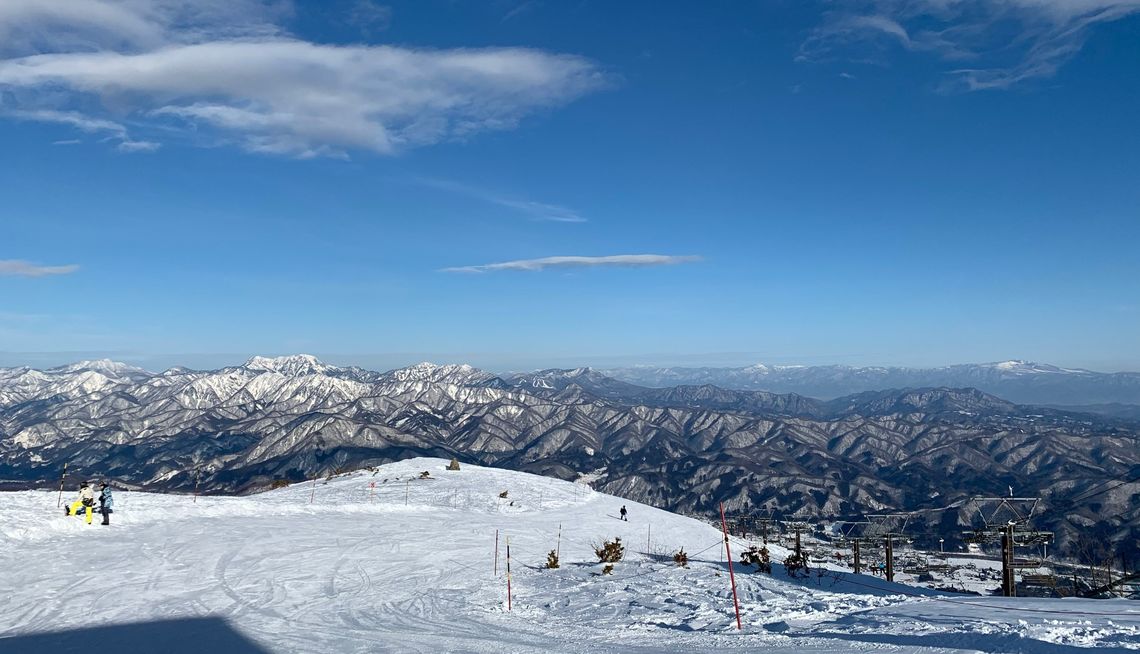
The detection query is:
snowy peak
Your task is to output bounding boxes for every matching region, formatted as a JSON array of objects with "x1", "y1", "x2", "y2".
[
  {"x1": 603, "y1": 360, "x2": 1138, "y2": 405},
  {"x1": 504, "y1": 367, "x2": 650, "y2": 399},
  {"x1": 983, "y1": 360, "x2": 1074, "y2": 375},
  {"x1": 242, "y1": 354, "x2": 333, "y2": 377},
  {"x1": 384, "y1": 362, "x2": 496, "y2": 386},
  {"x1": 51, "y1": 359, "x2": 151, "y2": 378}
]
